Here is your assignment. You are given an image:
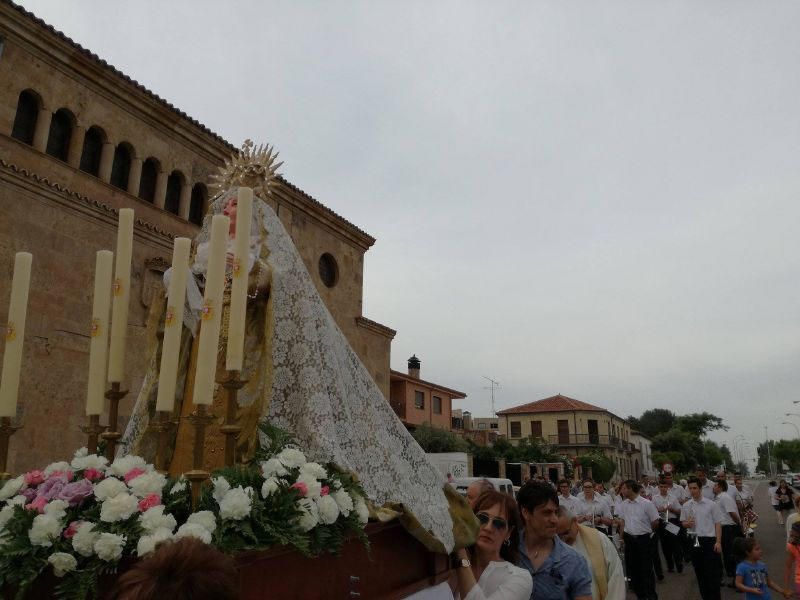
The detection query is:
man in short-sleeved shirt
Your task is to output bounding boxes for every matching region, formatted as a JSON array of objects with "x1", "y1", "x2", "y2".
[{"x1": 681, "y1": 477, "x2": 723, "y2": 600}]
